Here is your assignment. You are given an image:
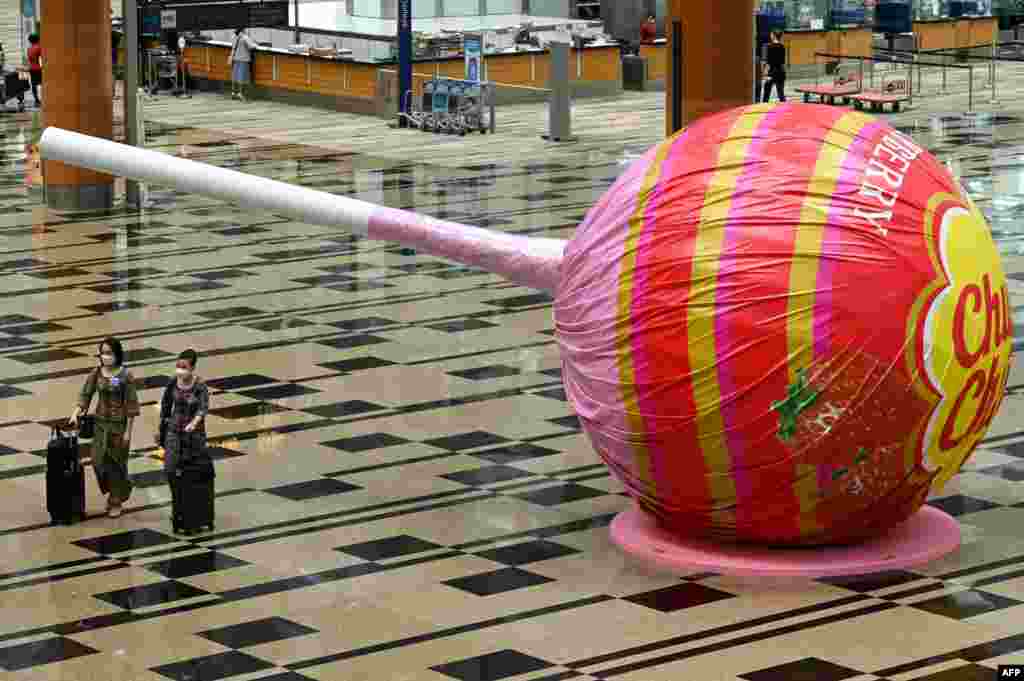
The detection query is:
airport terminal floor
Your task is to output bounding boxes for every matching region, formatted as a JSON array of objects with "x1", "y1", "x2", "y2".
[{"x1": 4, "y1": 76, "x2": 1024, "y2": 680}]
